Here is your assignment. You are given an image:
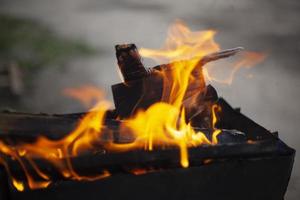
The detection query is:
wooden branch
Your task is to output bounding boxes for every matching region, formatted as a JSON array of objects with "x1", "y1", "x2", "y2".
[
  {"x1": 0, "y1": 111, "x2": 117, "y2": 139},
  {"x1": 113, "y1": 44, "x2": 242, "y2": 119},
  {"x1": 116, "y1": 45, "x2": 243, "y2": 83},
  {"x1": 5, "y1": 137, "x2": 279, "y2": 182},
  {"x1": 115, "y1": 44, "x2": 148, "y2": 82}
]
